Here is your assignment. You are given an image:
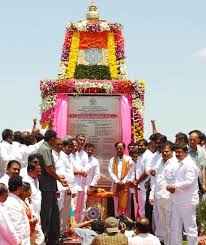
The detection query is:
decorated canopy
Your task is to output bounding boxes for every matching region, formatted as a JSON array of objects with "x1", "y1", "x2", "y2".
[{"x1": 40, "y1": 2, "x2": 145, "y2": 141}]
